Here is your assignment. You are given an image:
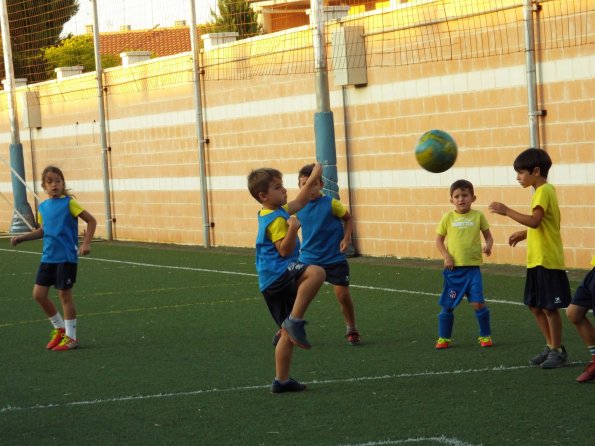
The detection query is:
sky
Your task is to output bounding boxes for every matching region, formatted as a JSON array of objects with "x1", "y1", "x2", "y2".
[{"x1": 63, "y1": 0, "x2": 219, "y2": 35}]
